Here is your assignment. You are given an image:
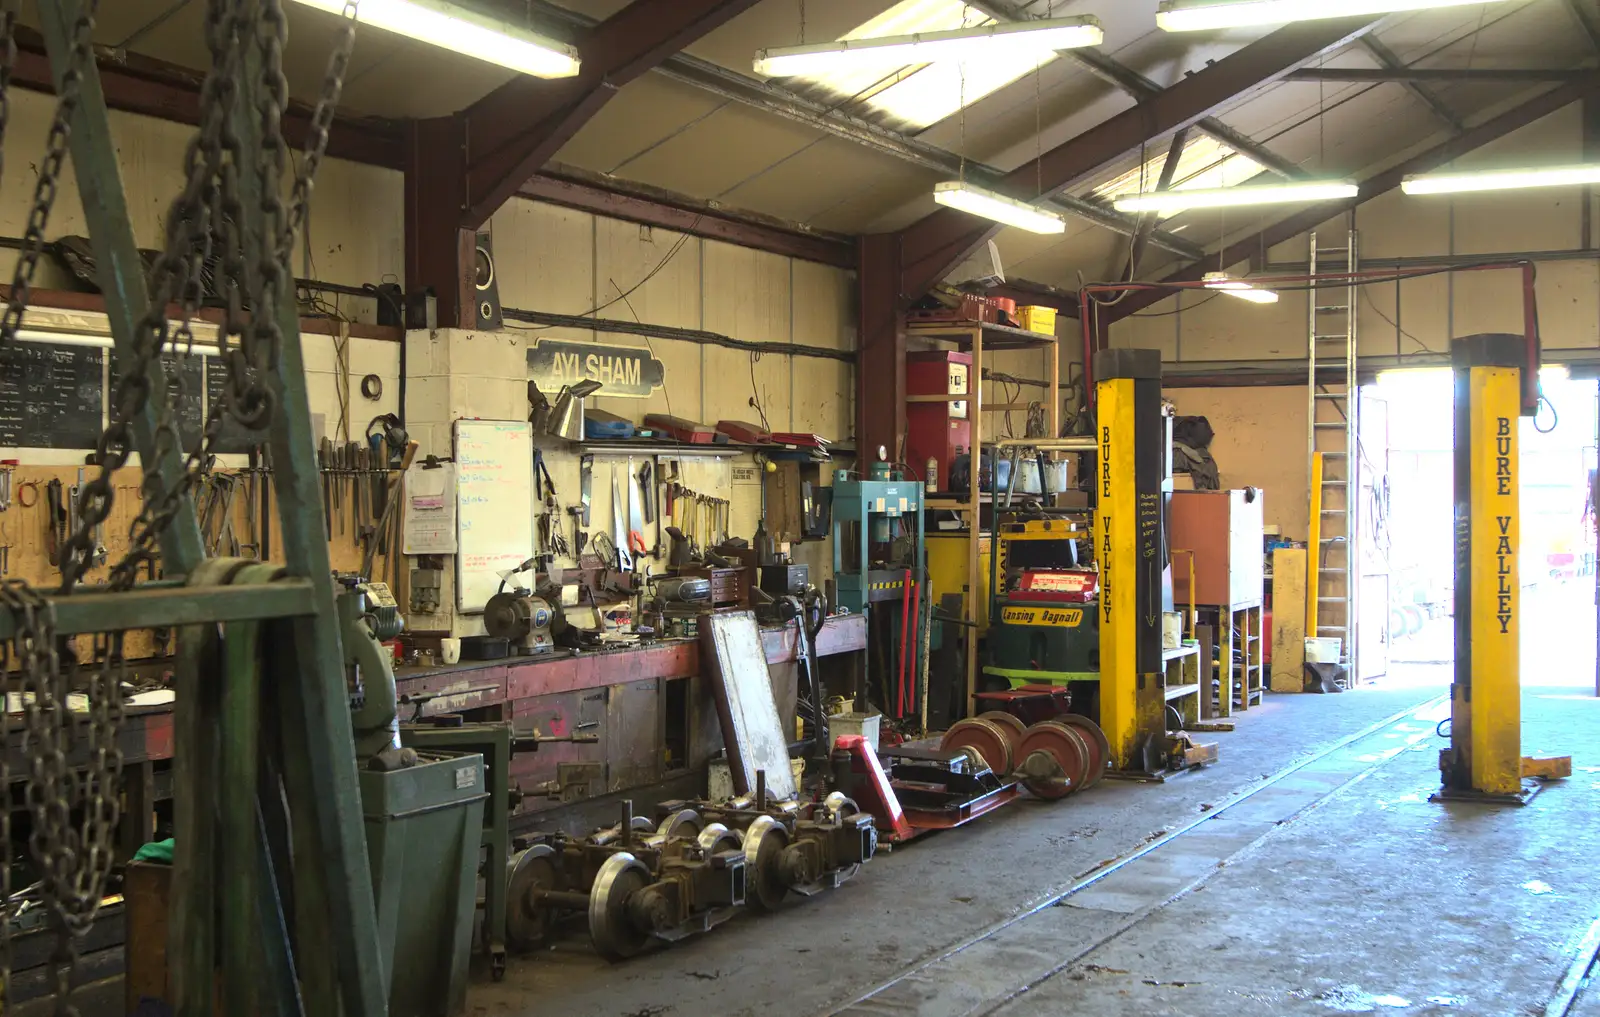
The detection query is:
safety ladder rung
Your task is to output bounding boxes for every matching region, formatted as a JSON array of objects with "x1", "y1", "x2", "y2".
[
  {"x1": 1316, "y1": 625, "x2": 1349, "y2": 633},
  {"x1": 1315, "y1": 248, "x2": 1351, "y2": 255},
  {"x1": 1313, "y1": 334, "x2": 1351, "y2": 340},
  {"x1": 1316, "y1": 596, "x2": 1348, "y2": 603},
  {"x1": 1319, "y1": 537, "x2": 1348, "y2": 543},
  {"x1": 1313, "y1": 422, "x2": 1345, "y2": 429},
  {"x1": 1315, "y1": 392, "x2": 1347, "y2": 399},
  {"x1": 1320, "y1": 567, "x2": 1348, "y2": 574},
  {"x1": 1321, "y1": 452, "x2": 1348, "y2": 458},
  {"x1": 1315, "y1": 305, "x2": 1351, "y2": 313},
  {"x1": 1319, "y1": 508, "x2": 1347, "y2": 514}
]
